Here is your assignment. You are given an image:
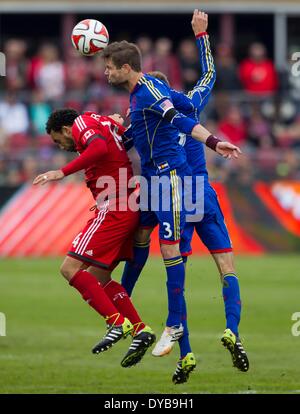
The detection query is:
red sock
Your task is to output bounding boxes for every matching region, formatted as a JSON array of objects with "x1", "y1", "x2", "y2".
[
  {"x1": 103, "y1": 280, "x2": 145, "y2": 335},
  {"x1": 69, "y1": 270, "x2": 124, "y2": 326}
]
